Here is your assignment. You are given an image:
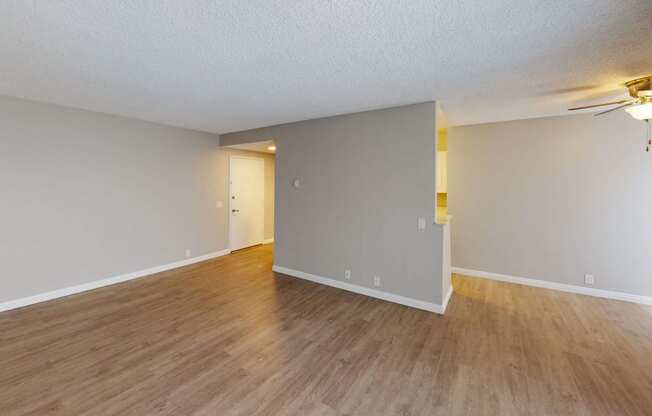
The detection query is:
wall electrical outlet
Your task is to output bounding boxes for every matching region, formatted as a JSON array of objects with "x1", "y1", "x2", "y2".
[
  {"x1": 185, "y1": 249, "x2": 191, "y2": 258},
  {"x1": 344, "y1": 270, "x2": 351, "y2": 280},
  {"x1": 418, "y1": 217, "x2": 426, "y2": 231},
  {"x1": 373, "y1": 275, "x2": 381, "y2": 287},
  {"x1": 584, "y1": 274, "x2": 594, "y2": 285}
]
